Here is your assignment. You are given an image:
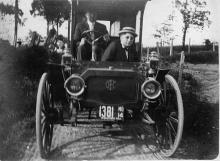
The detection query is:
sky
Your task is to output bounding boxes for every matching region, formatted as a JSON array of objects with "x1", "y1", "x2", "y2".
[
  {"x1": 143, "y1": 0, "x2": 220, "y2": 46},
  {"x1": 1, "y1": 0, "x2": 219, "y2": 47}
]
